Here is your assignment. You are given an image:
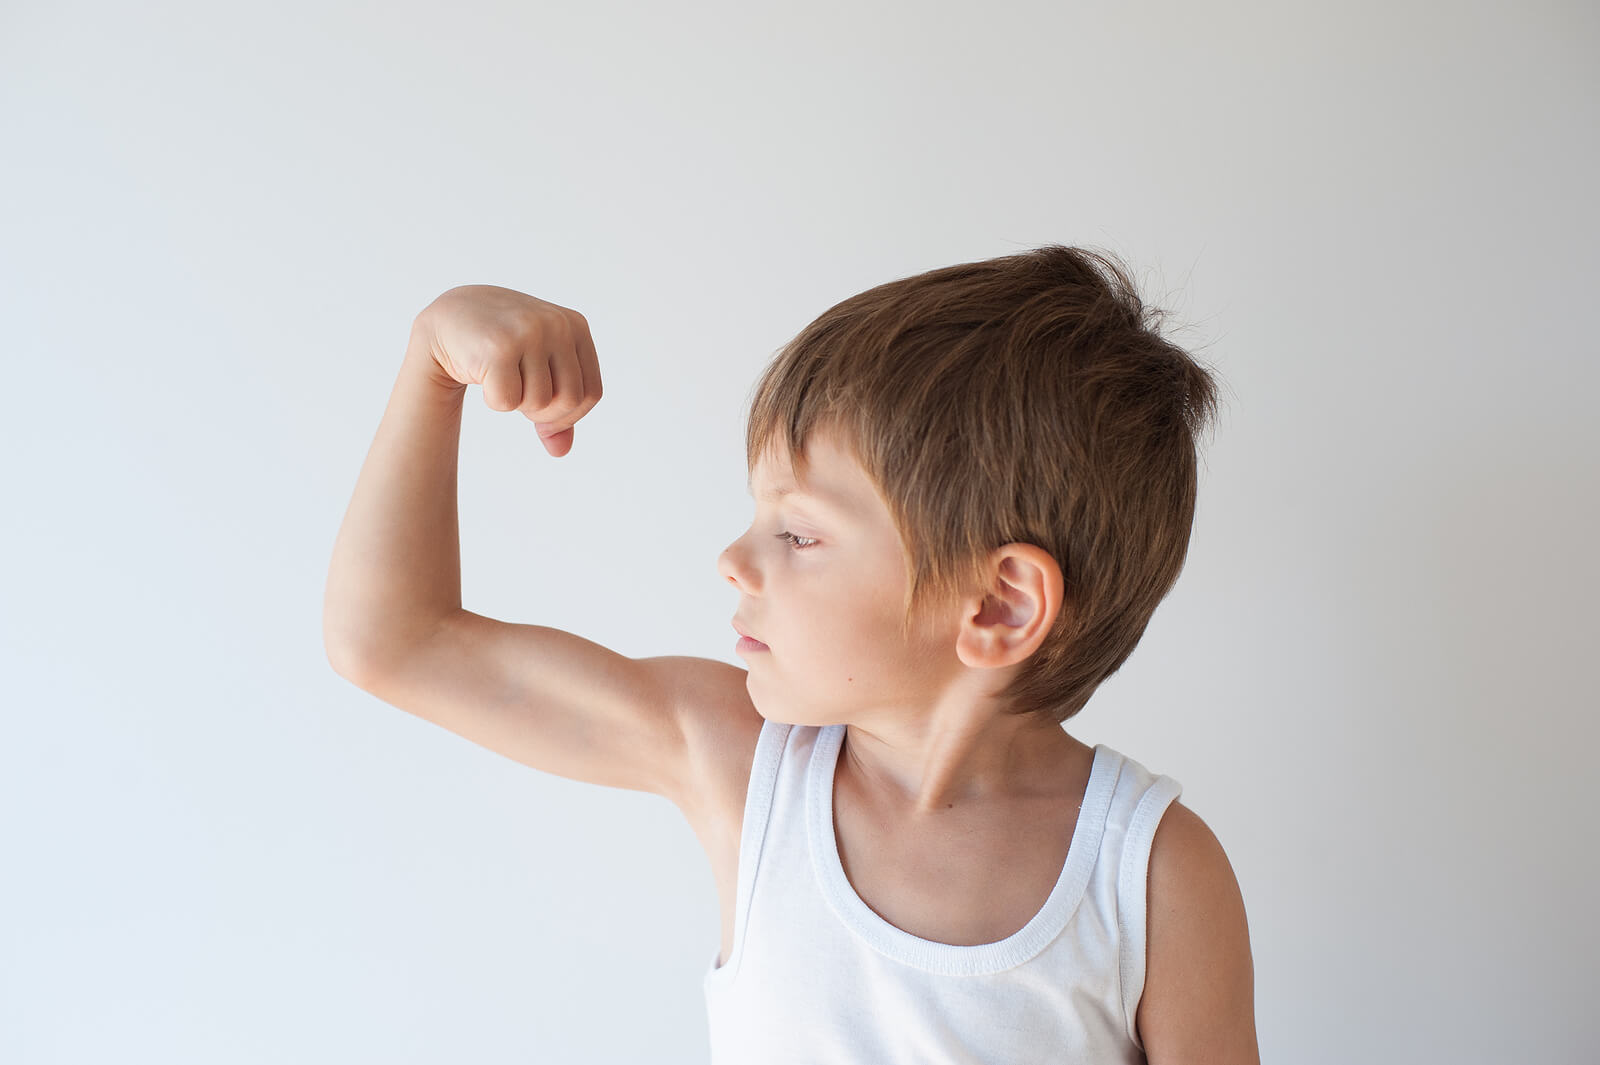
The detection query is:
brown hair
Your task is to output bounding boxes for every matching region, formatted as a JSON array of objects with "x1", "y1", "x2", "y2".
[{"x1": 743, "y1": 244, "x2": 1222, "y2": 725}]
